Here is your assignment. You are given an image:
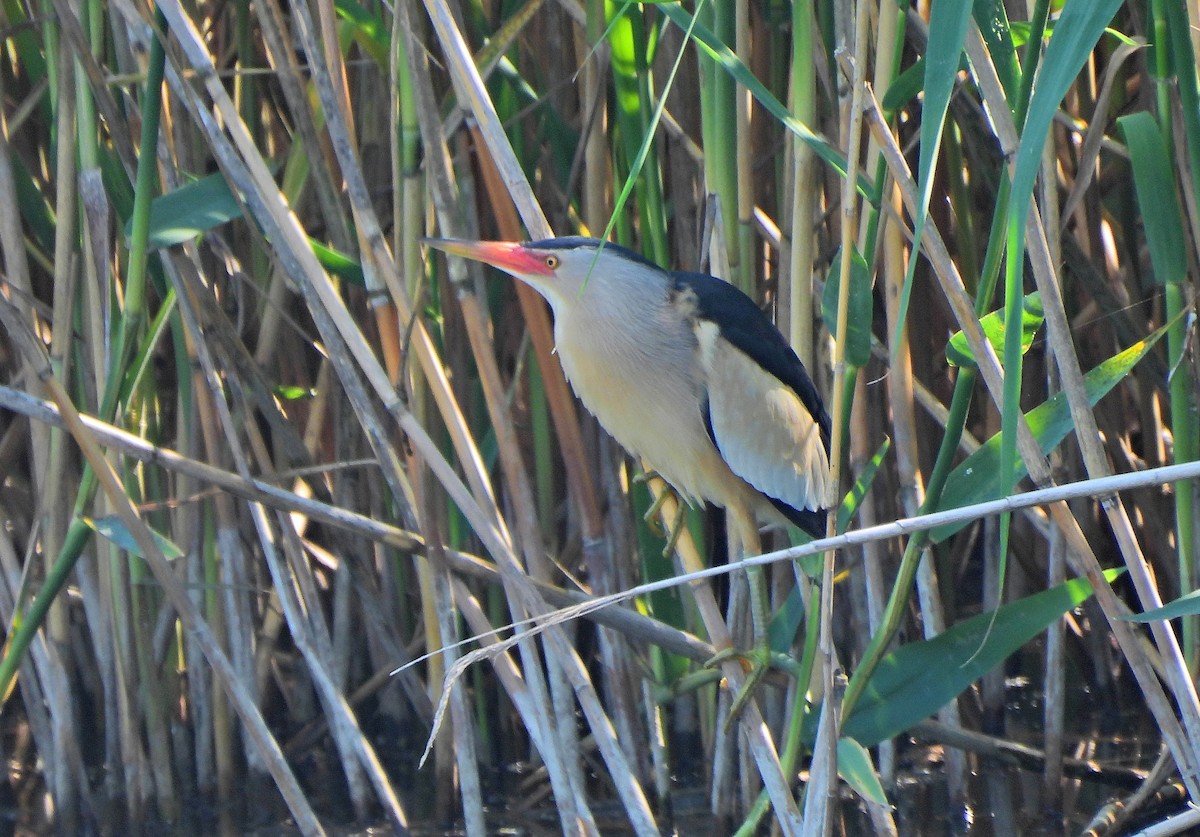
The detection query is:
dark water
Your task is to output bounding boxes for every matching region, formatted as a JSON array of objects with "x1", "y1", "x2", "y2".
[{"x1": 4, "y1": 672, "x2": 1173, "y2": 836}]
